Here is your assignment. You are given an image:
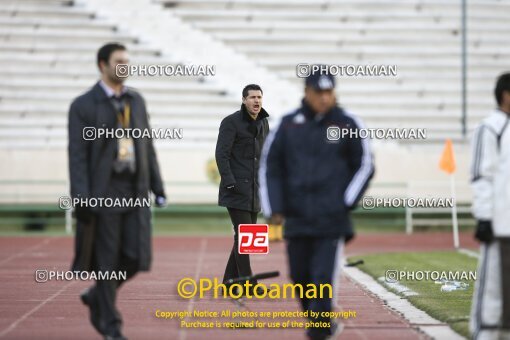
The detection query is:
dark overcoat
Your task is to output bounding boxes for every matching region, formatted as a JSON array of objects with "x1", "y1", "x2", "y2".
[
  {"x1": 68, "y1": 81, "x2": 164, "y2": 272},
  {"x1": 215, "y1": 104, "x2": 269, "y2": 212}
]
